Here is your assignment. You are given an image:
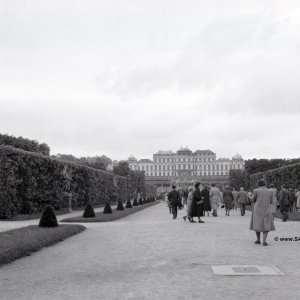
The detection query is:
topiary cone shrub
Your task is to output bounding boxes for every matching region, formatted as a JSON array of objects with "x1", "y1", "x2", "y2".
[
  {"x1": 138, "y1": 198, "x2": 143, "y2": 205},
  {"x1": 126, "y1": 199, "x2": 132, "y2": 208},
  {"x1": 39, "y1": 205, "x2": 58, "y2": 227},
  {"x1": 133, "y1": 198, "x2": 138, "y2": 206},
  {"x1": 117, "y1": 200, "x2": 124, "y2": 211},
  {"x1": 103, "y1": 202, "x2": 113, "y2": 214},
  {"x1": 83, "y1": 203, "x2": 96, "y2": 218}
]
